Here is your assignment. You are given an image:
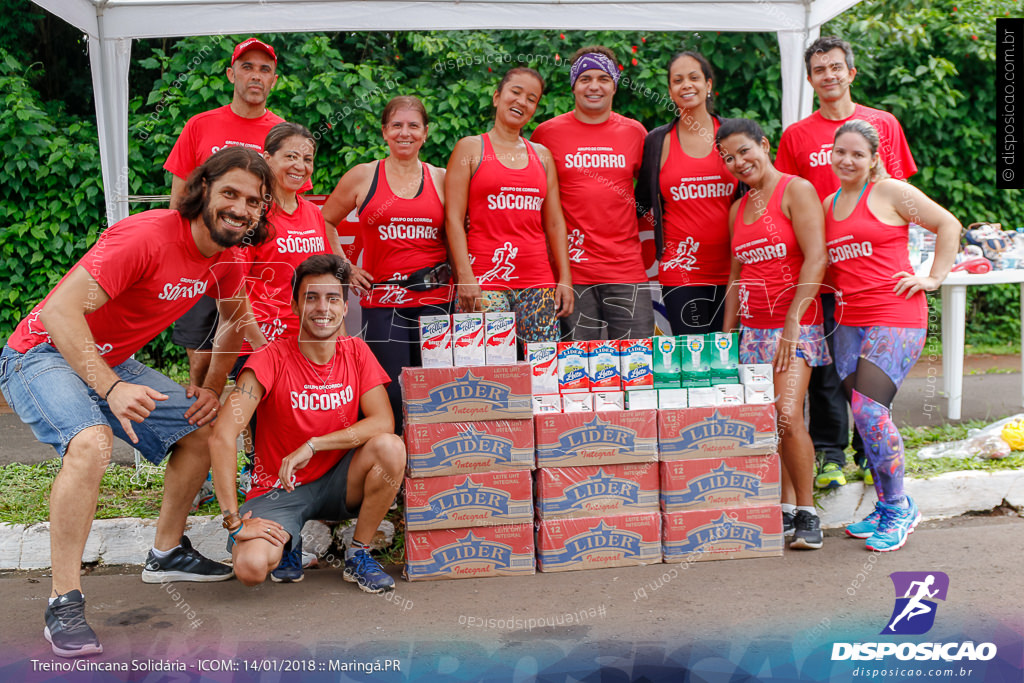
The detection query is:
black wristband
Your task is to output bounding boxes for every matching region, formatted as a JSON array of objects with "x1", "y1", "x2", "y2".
[
  {"x1": 104, "y1": 379, "x2": 124, "y2": 401},
  {"x1": 201, "y1": 386, "x2": 220, "y2": 398}
]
